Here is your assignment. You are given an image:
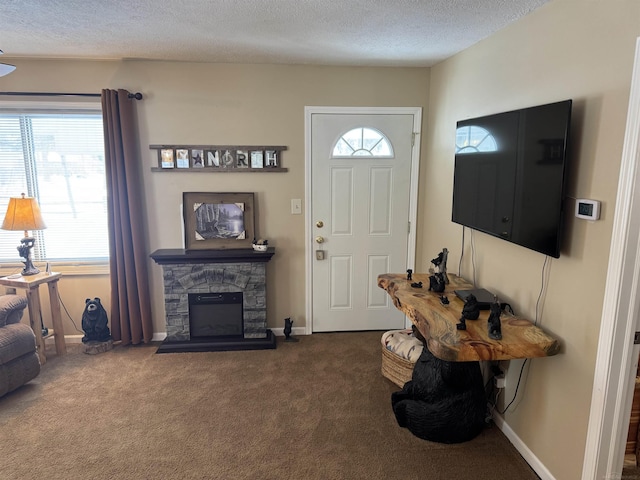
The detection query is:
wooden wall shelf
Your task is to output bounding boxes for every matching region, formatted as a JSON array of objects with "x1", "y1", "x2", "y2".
[
  {"x1": 149, "y1": 144, "x2": 288, "y2": 172},
  {"x1": 150, "y1": 167, "x2": 287, "y2": 173},
  {"x1": 378, "y1": 273, "x2": 560, "y2": 362}
]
